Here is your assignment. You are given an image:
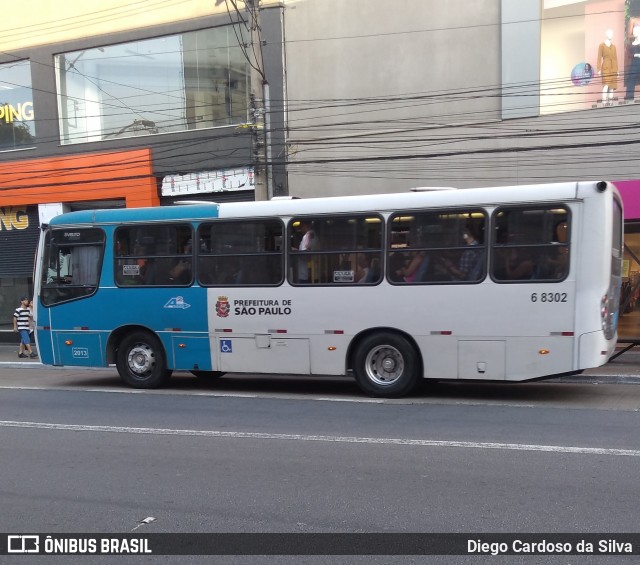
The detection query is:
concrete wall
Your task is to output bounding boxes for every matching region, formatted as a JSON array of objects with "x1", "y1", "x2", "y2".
[
  {"x1": 283, "y1": 0, "x2": 502, "y2": 196},
  {"x1": 282, "y1": 0, "x2": 640, "y2": 197}
]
